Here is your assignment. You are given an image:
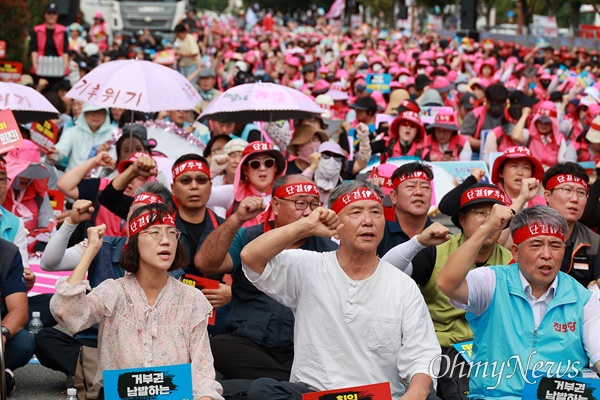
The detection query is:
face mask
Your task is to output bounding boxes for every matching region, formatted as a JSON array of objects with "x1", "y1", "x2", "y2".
[
  {"x1": 372, "y1": 63, "x2": 383, "y2": 72},
  {"x1": 314, "y1": 156, "x2": 343, "y2": 191},
  {"x1": 488, "y1": 104, "x2": 505, "y2": 118},
  {"x1": 436, "y1": 58, "x2": 445, "y2": 65},
  {"x1": 417, "y1": 68, "x2": 426, "y2": 75},
  {"x1": 398, "y1": 75, "x2": 408, "y2": 83},
  {"x1": 297, "y1": 140, "x2": 320, "y2": 162}
]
